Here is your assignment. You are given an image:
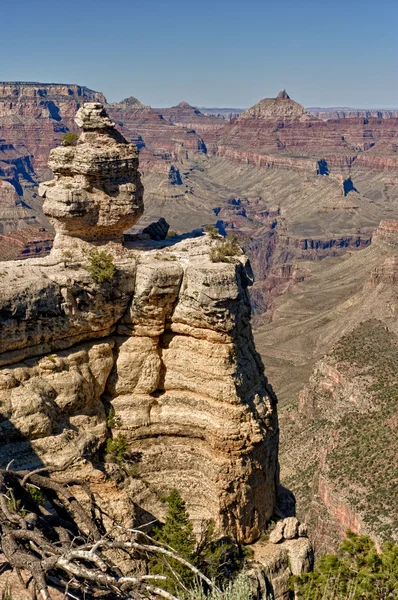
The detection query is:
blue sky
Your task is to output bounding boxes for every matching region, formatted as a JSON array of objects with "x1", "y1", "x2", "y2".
[{"x1": 1, "y1": 0, "x2": 397, "y2": 108}]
